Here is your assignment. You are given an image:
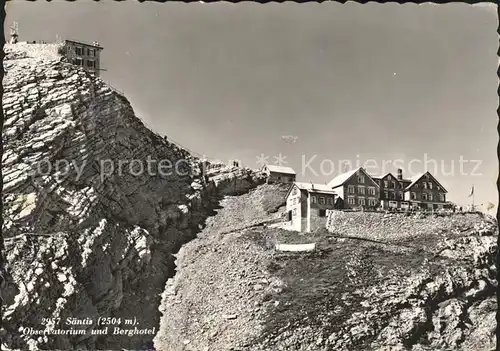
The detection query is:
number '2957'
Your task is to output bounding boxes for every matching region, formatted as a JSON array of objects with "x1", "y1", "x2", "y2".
[{"x1": 41, "y1": 318, "x2": 61, "y2": 325}]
